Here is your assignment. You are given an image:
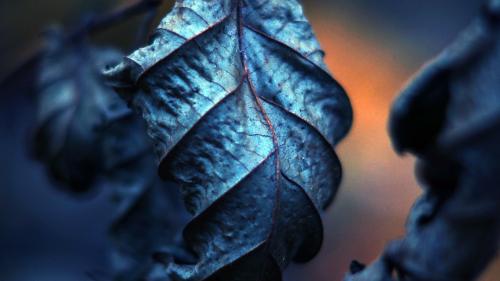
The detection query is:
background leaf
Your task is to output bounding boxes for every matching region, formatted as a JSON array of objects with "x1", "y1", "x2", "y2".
[
  {"x1": 345, "y1": 1, "x2": 500, "y2": 280},
  {"x1": 34, "y1": 28, "x2": 130, "y2": 191},
  {"x1": 105, "y1": 1, "x2": 352, "y2": 280},
  {"x1": 33, "y1": 30, "x2": 189, "y2": 281}
]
